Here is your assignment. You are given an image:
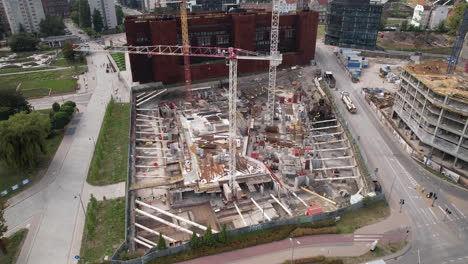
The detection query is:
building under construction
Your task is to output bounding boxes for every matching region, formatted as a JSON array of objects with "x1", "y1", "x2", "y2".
[
  {"x1": 325, "y1": 0, "x2": 383, "y2": 50},
  {"x1": 127, "y1": 66, "x2": 374, "y2": 251},
  {"x1": 124, "y1": 10, "x2": 319, "y2": 84},
  {"x1": 392, "y1": 61, "x2": 468, "y2": 179}
]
